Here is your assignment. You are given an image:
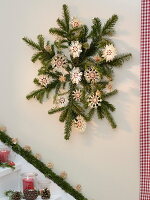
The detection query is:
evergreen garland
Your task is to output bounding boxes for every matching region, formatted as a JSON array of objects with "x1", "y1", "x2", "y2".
[
  {"x1": 23, "y1": 4, "x2": 131, "y2": 140},
  {"x1": 0, "y1": 131, "x2": 88, "y2": 200}
]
